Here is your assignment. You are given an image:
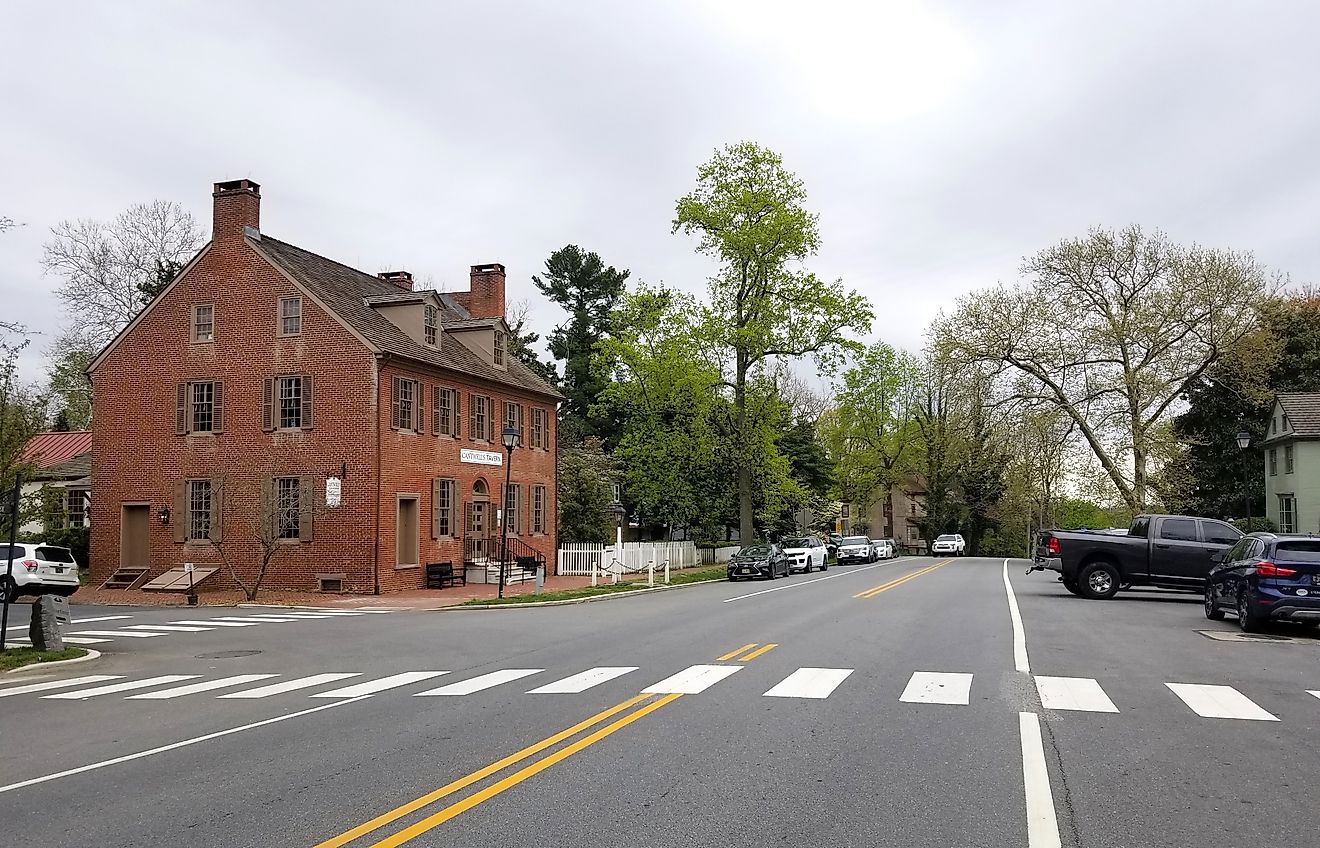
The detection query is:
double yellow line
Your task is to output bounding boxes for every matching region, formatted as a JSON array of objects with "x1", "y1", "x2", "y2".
[
  {"x1": 854, "y1": 559, "x2": 952, "y2": 599},
  {"x1": 716, "y1": 642, "x2": 778, "y2": 662}
]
